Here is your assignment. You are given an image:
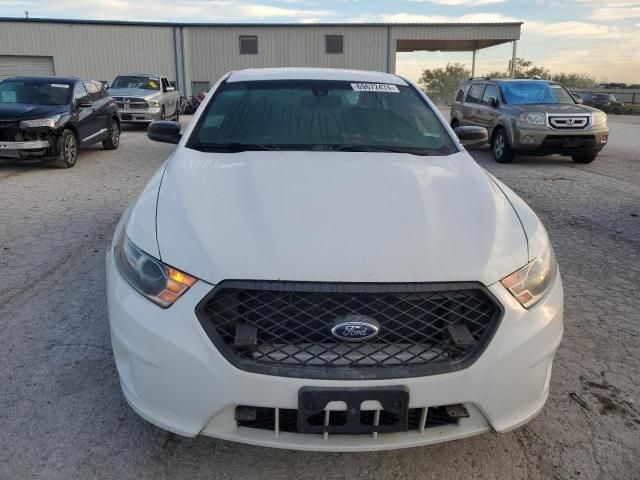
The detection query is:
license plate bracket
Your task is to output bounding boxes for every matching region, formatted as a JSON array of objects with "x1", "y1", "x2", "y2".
[
  {"x1": 562, "y1": 137, "x2": 580, "y2": 148},
  {"x1": 297, "y1": 386, "x2": 409, "y2": 434}
]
